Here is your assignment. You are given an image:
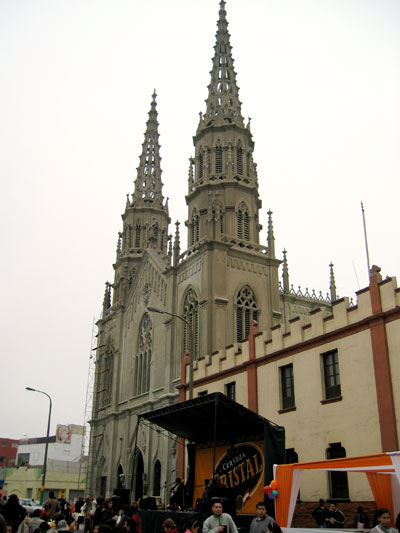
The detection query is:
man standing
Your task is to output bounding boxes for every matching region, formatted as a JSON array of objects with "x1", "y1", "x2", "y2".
[
  {"x1": 312, "y1": 499, "x2": 328, "y2": 528},
  {"x1": 44, "y1": 492, "x2": 59, "y2": 519},
  {"x1": 327, "y1": 503, "x2": 346, "y2": 528},
  {"x1": 202, "y1": 500, "x2": 238, "y2": 533},
  {"x1": 249, "y1": 502, "x2": 275, "y2": 533}
]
